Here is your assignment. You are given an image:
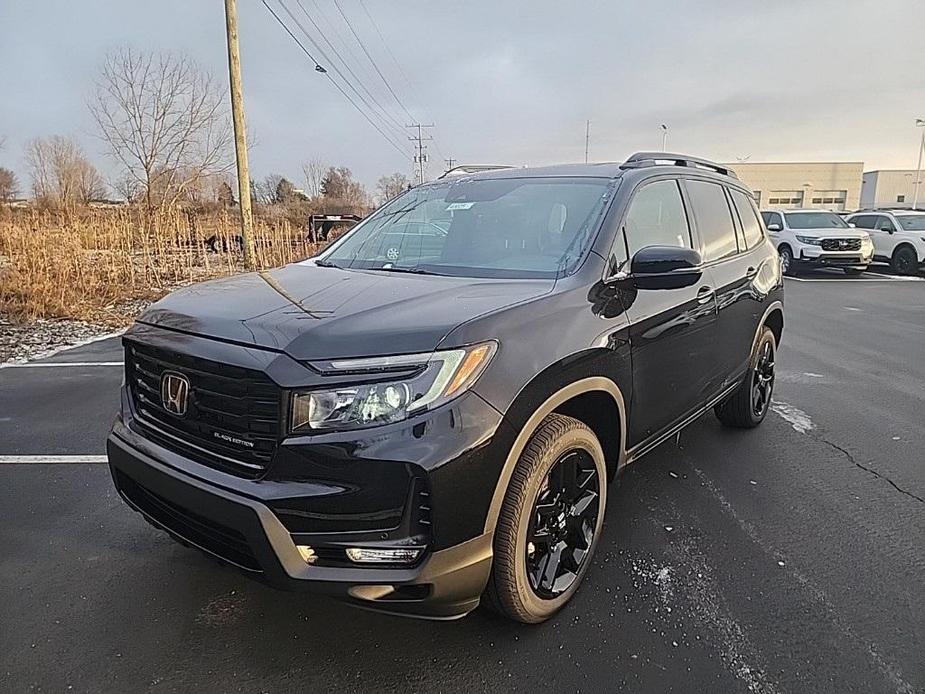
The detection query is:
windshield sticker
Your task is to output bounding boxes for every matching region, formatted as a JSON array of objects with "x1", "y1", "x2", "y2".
[{"x1": 446, "y1": 202, "x2": 475, "y2": 211}]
